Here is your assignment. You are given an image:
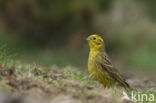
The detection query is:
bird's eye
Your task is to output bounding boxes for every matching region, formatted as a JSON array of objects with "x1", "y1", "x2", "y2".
[{"x1": 93, "y1": 37, "x2": 96, "y2": 40}]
